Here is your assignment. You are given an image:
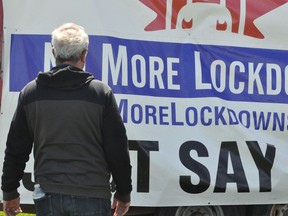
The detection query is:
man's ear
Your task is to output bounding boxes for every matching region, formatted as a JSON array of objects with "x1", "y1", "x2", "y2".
[
  {"x1": 80, "y1": 50, "x2": 87, "y2": 63},
  {"x1": 52, "y1": 48, "x2": 56, "y2": 57}
]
